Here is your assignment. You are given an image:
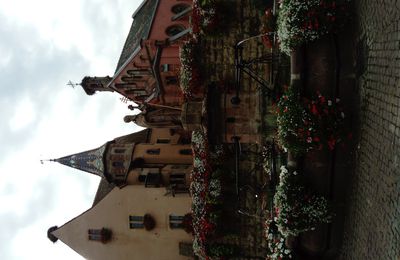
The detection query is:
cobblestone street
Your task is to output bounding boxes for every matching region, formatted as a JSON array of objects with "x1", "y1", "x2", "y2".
[{"x1": 340, "y1": 0, "x2": 400, "y2": 259}]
